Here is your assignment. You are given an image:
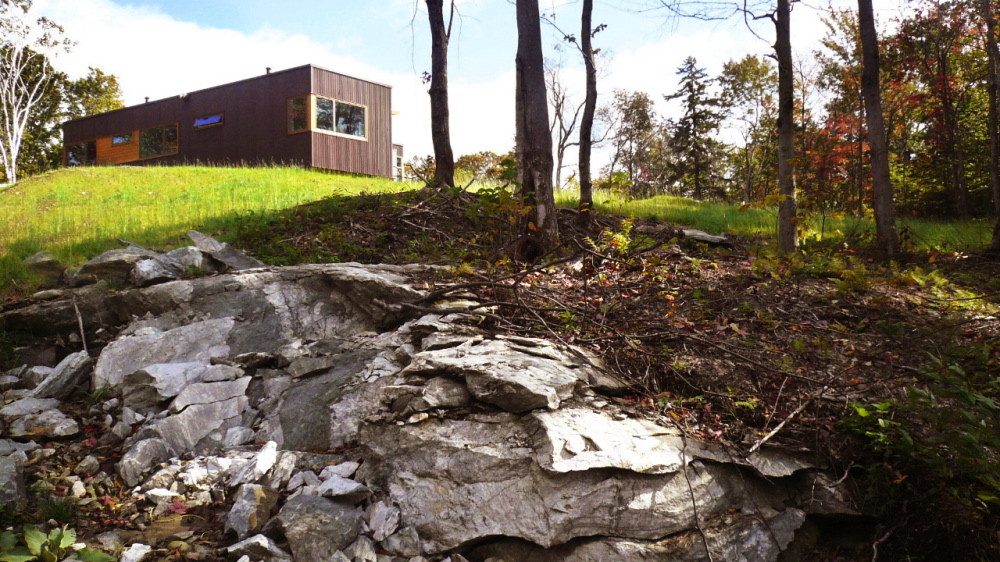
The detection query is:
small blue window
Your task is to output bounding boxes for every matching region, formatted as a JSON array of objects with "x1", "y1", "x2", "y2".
[
  {"x1": 193, "y1": 113, "x2": 223, "y2": 129},
  {"x1": 112, "y1": 132, "x2": 133, "y2": 145}
]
